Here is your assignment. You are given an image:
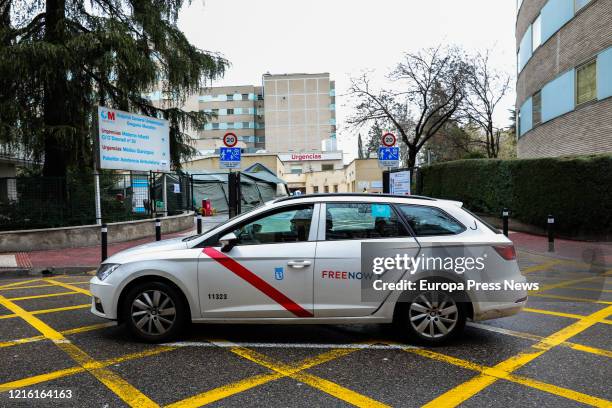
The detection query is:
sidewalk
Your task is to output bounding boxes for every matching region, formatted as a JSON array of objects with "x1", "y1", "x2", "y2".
[
  {"x1": 509, "y1": 231, "x2": 612, "y2": 266},
  {"x1": 0, "y1": 215, "x2": 227, "y2": 274},
  {"x1": 1, "y1": 222, "x2": 610, "y2": 275}
]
